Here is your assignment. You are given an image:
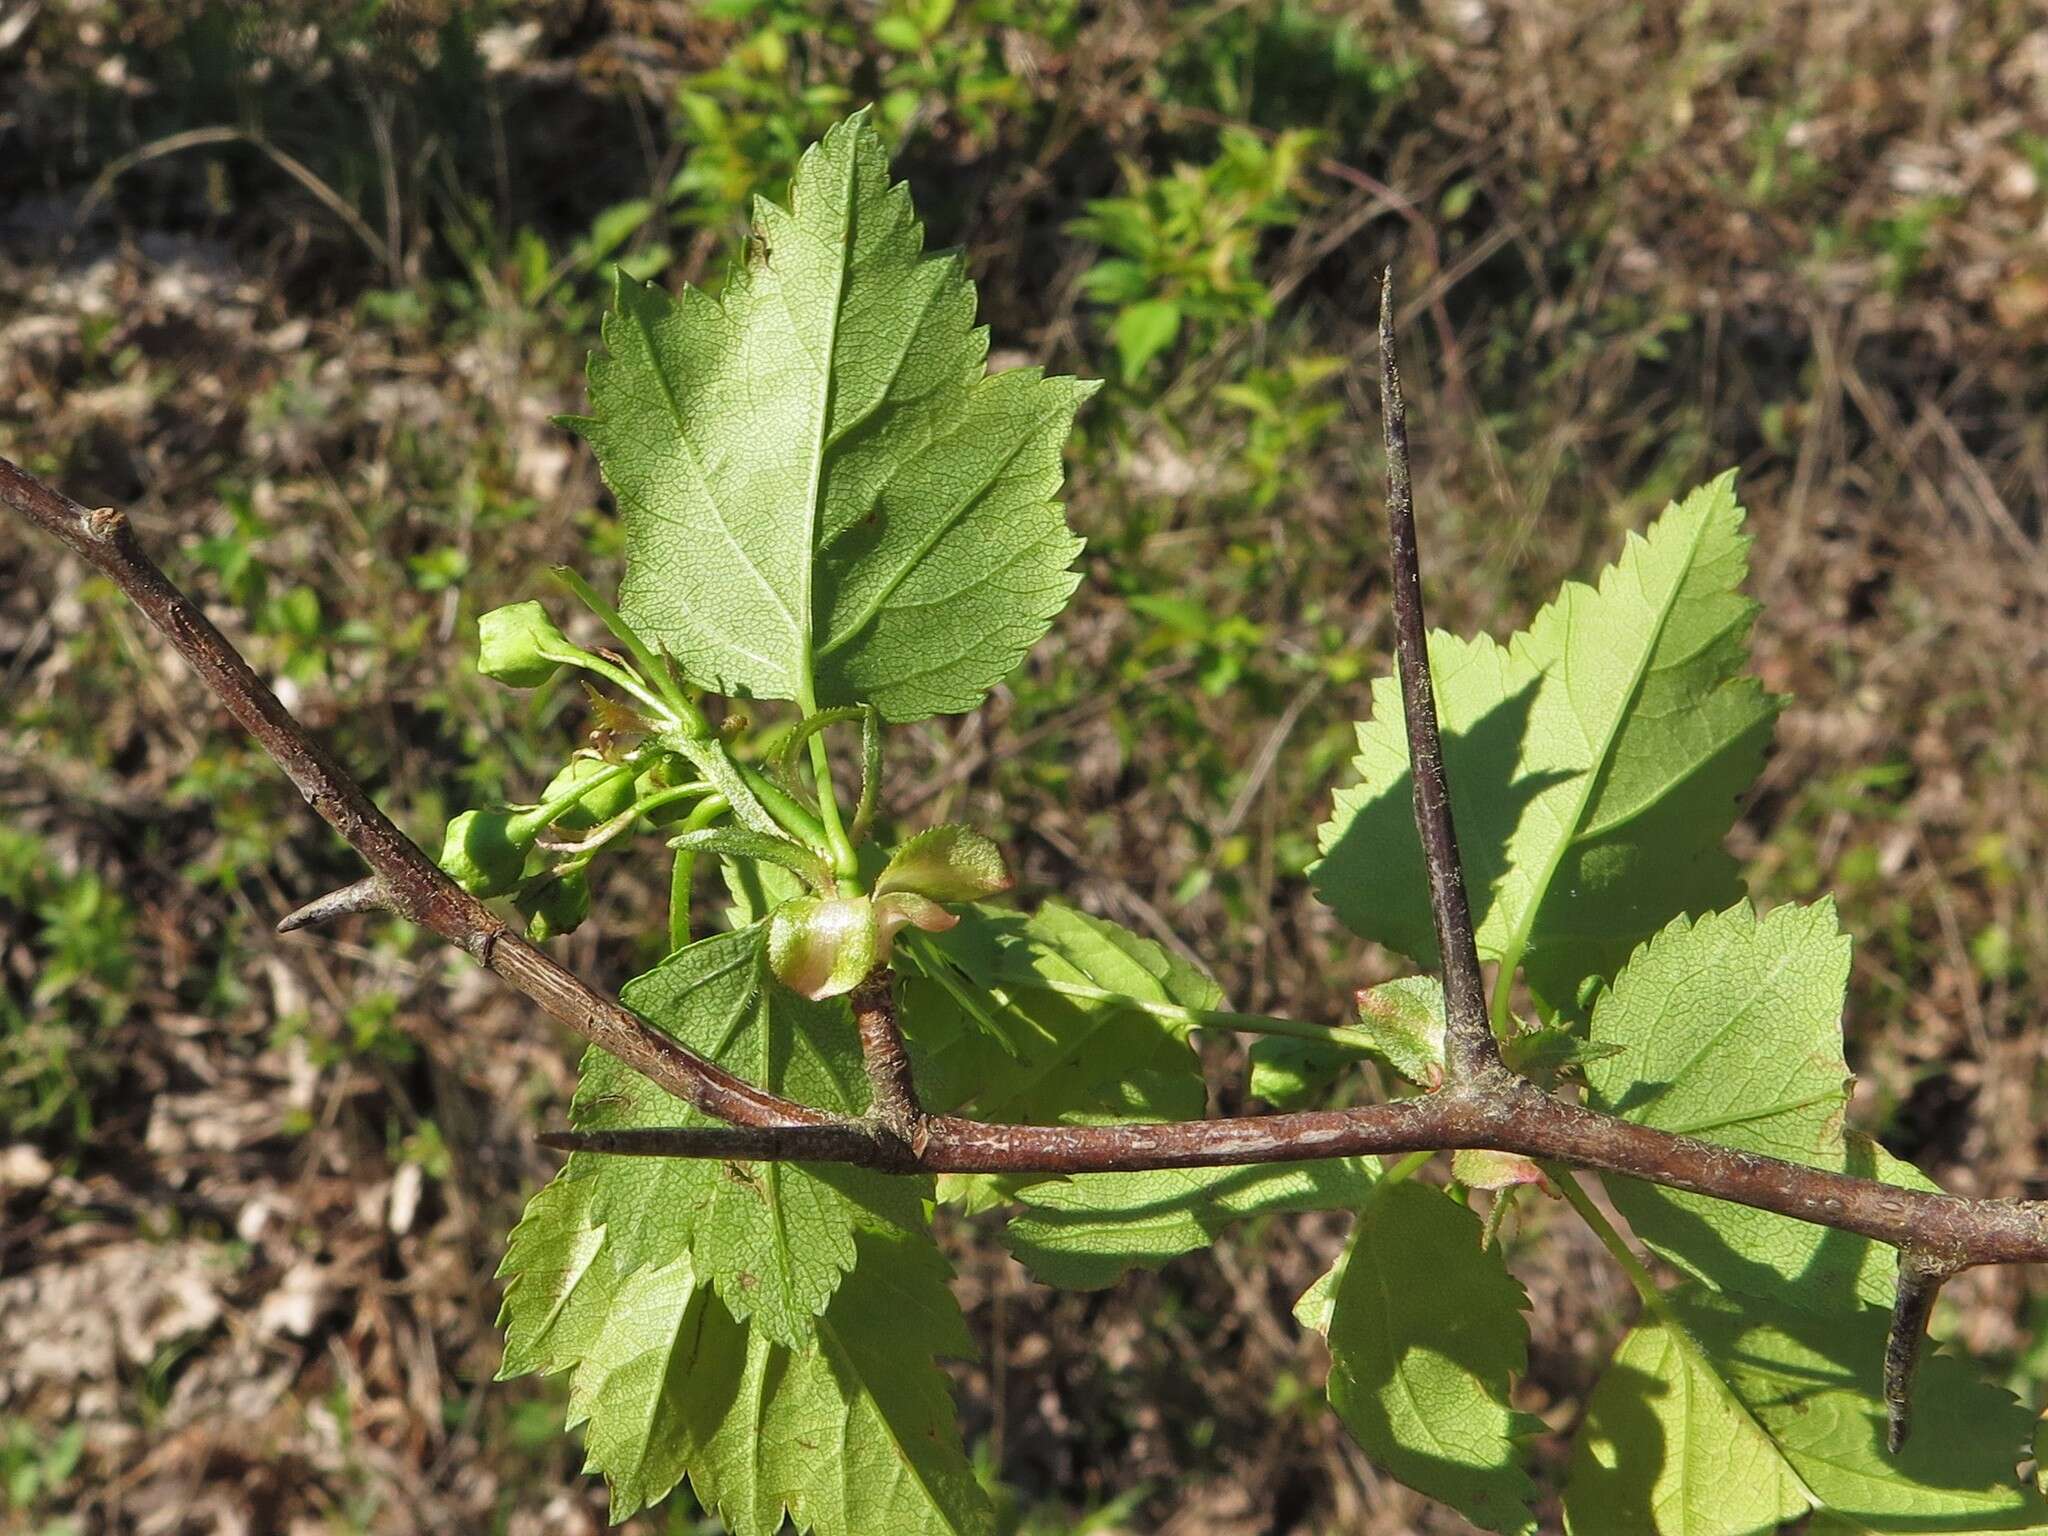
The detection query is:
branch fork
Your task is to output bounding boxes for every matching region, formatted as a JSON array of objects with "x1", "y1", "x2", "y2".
[{"x1": 3, "y1": 280, "x2": 2032, "y2": 1445}]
